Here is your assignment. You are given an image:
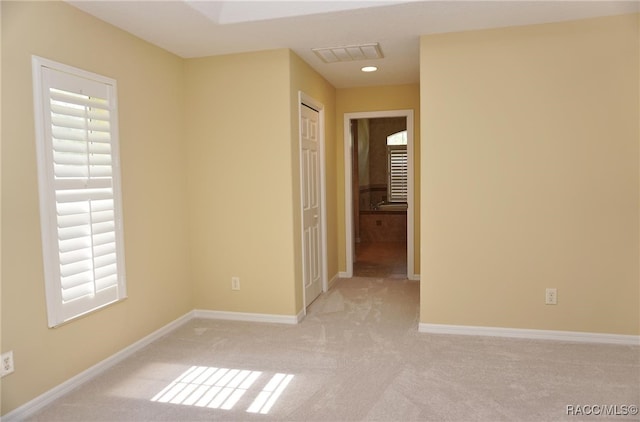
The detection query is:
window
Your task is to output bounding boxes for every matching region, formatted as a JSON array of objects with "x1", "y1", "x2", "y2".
[
  {"x1": 32, "y1": 56, "x2": 126, "y2": 327},
  {"x1": 386, "y1": 130, "x2": 407, "y2": 203}
]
